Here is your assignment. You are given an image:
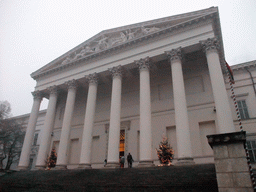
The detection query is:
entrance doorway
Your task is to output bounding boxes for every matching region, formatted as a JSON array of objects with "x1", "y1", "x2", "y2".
[{"x1": 119, "y1": 130, "x2": 125, "y2": 157}]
